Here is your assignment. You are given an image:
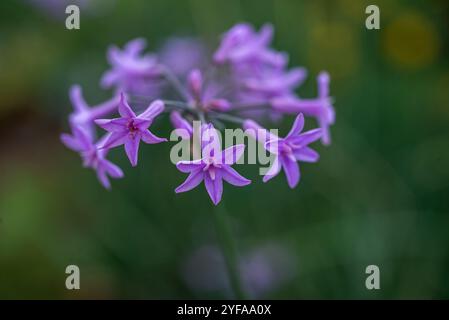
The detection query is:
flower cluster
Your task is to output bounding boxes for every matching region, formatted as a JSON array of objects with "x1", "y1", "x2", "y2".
[{"x1": 61, "y1": 23, "x2": 335, "y2": 205}]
